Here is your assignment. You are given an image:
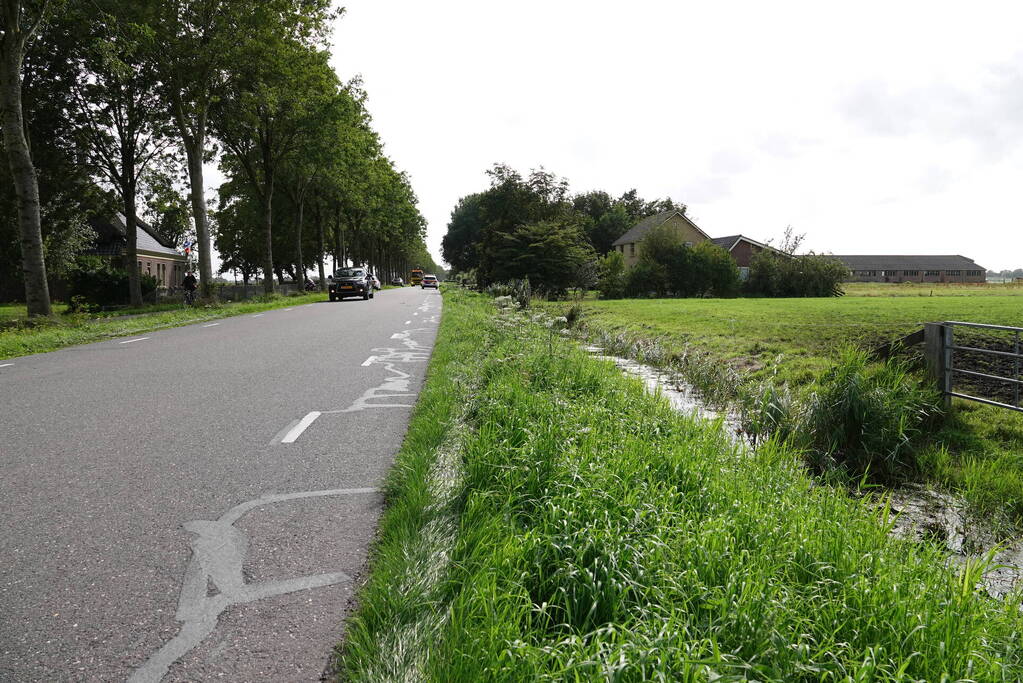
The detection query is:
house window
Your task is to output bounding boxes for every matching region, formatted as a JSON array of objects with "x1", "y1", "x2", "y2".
[
  {"x1": 903, "y1": 270, "x2": 918, "y2": 276},
  {"x1": 630, "y1": 243, "x2": 635, "y2": 256},
  {"x1": 739, "y1": 267, "x2": 750, "y2": 281},
  {"x1": 946, "y1": 270, "x2": 961, "y2": 276},
  {"x1": 925, "y1": 270, "x2": 940, "y2": 276},
  {"x1": 684, "y1": 241, "x2": 693, "y2": 248}
]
